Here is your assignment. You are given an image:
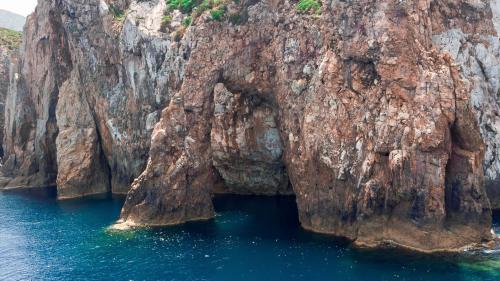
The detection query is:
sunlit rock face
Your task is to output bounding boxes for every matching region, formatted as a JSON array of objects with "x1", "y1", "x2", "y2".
[
  {"x1": 117, "y1": 0, "x2": 495, "y2": 252},
  {"x1": 3, "y1": 0, "x2": 500, "y2": 252},
  {"x1": 1, "y1": 0, "x2": 180, "y2": 194},
  {"x1": 55, "y1": 73, "x2": 110, "y2": 199}
]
